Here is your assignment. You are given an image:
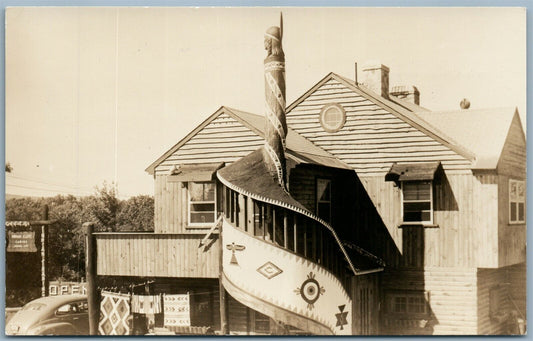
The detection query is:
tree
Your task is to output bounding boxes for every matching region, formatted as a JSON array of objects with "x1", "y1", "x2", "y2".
[
  {"x1": 117, "y1": 195, "x2": 154, "y2": 231},
  {"x1": 5, "y1": 182, "x2": 155, "y2": 306},
  {"x1": 87, "y1": 182, "x2": 121, "y2": 232}
]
